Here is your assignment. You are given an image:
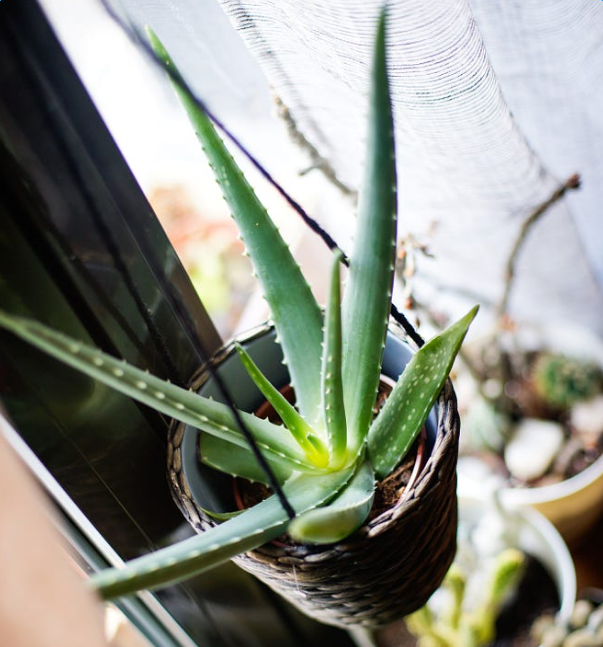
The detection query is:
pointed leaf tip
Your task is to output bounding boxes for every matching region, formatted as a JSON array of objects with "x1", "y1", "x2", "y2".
[
  {"x1": 149, "y1": 29, "x2": 324, "y2": 425},
  {"x1": 341, "y1": 7, "x2": 397, "y2": 452},
  {"x1": 368, "y1": 306, "x2": 478, "y2": 479}
]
